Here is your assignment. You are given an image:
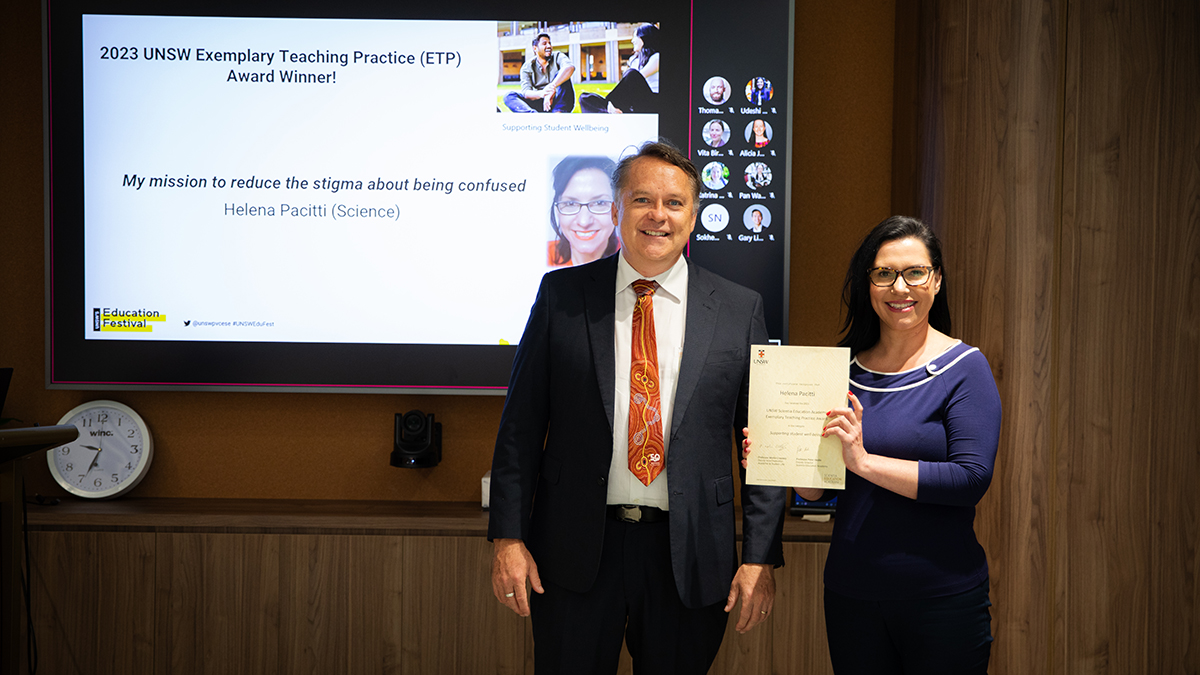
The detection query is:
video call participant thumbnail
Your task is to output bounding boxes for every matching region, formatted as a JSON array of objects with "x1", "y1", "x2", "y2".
[
  {"x1": 505, "y1": 33, "x2": 577, "y2": 113},
  {"x1": 704, "y1": 119, "x2": 729, "y2": 148},
  {"x1": 746, "y1": 119, "x2": 772, "y2": 148},
  {"x1": 744, "y1": 162, "x2": 772, "y2": 189},
  {"x1": 744, "y1": 206, "x2": 770, "y2": 233},
  {"x1": 746, "y1": 77, "x2": 773, "y2": 105},
  {"x1": 701, "y1": 161, "x2": 729, "y2": 190},
  {"x1": 704, "y1": 76, "x2": 730, "y2": 105}
]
